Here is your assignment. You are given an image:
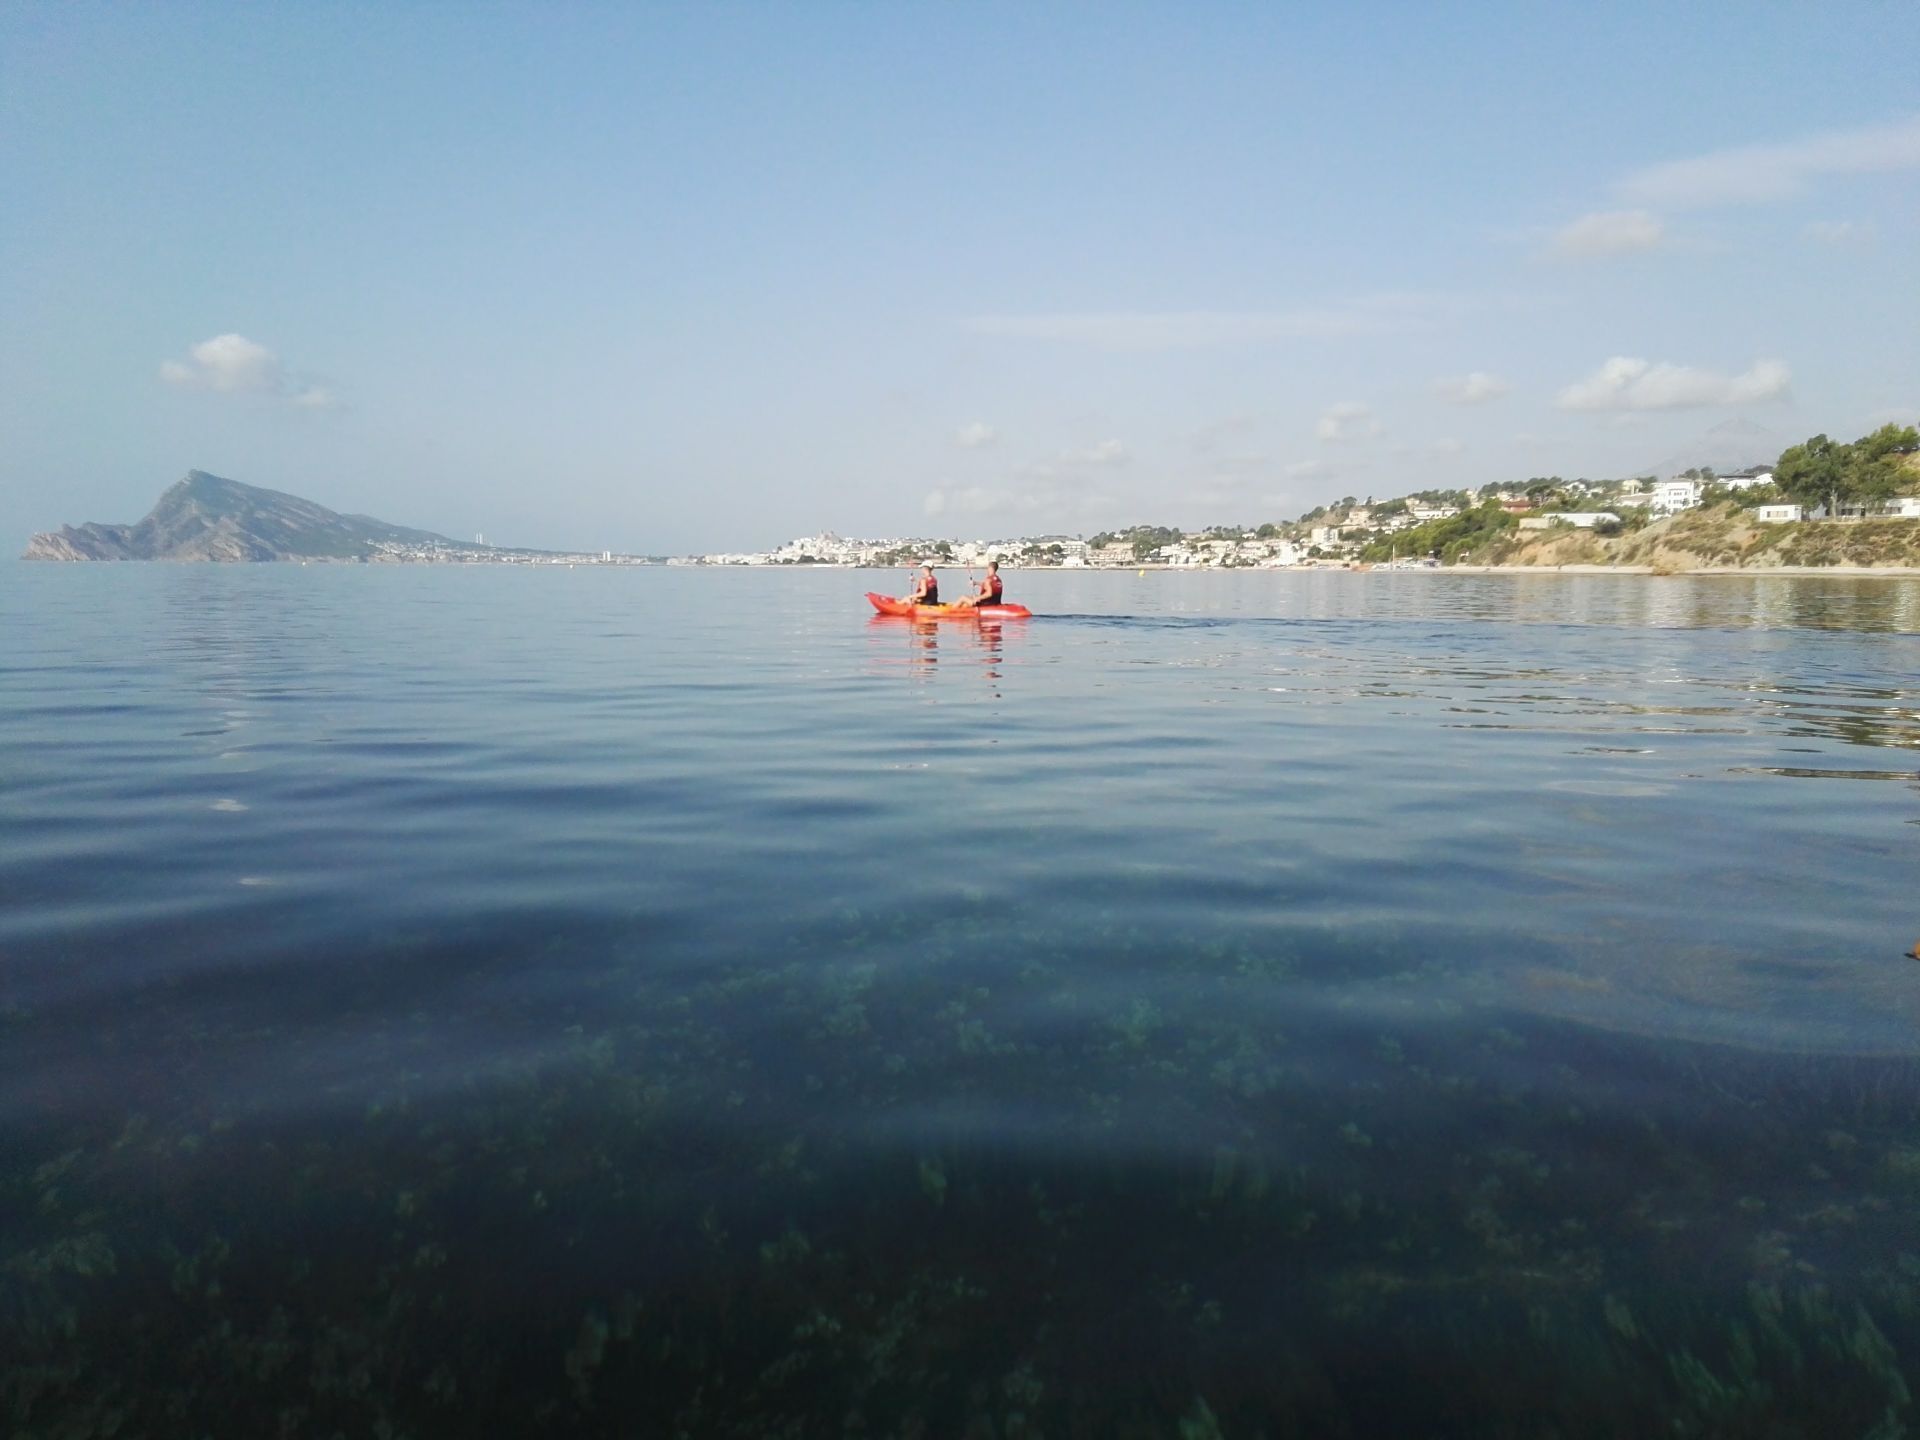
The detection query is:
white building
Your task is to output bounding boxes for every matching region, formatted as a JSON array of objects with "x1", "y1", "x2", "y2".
[
  {"x1": 1812, "y1": 496, "x2": 1920, "y2": 520},
  {"x1": 1754, "y1": 504, "x2": 1804, "y2": 523},
  {"x1": 772, "y1": 531, "x2": 855, "y2": 563},
  {"x1": 1652, "y1": 479, "x2": 1702, "y2": 514},
  {"x1": 1720, "y1": 467, "x2": 1775, "y2": 490},
  {"x1": 1408, "y1": 504, "x2": 1460, "y2": 521}
]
